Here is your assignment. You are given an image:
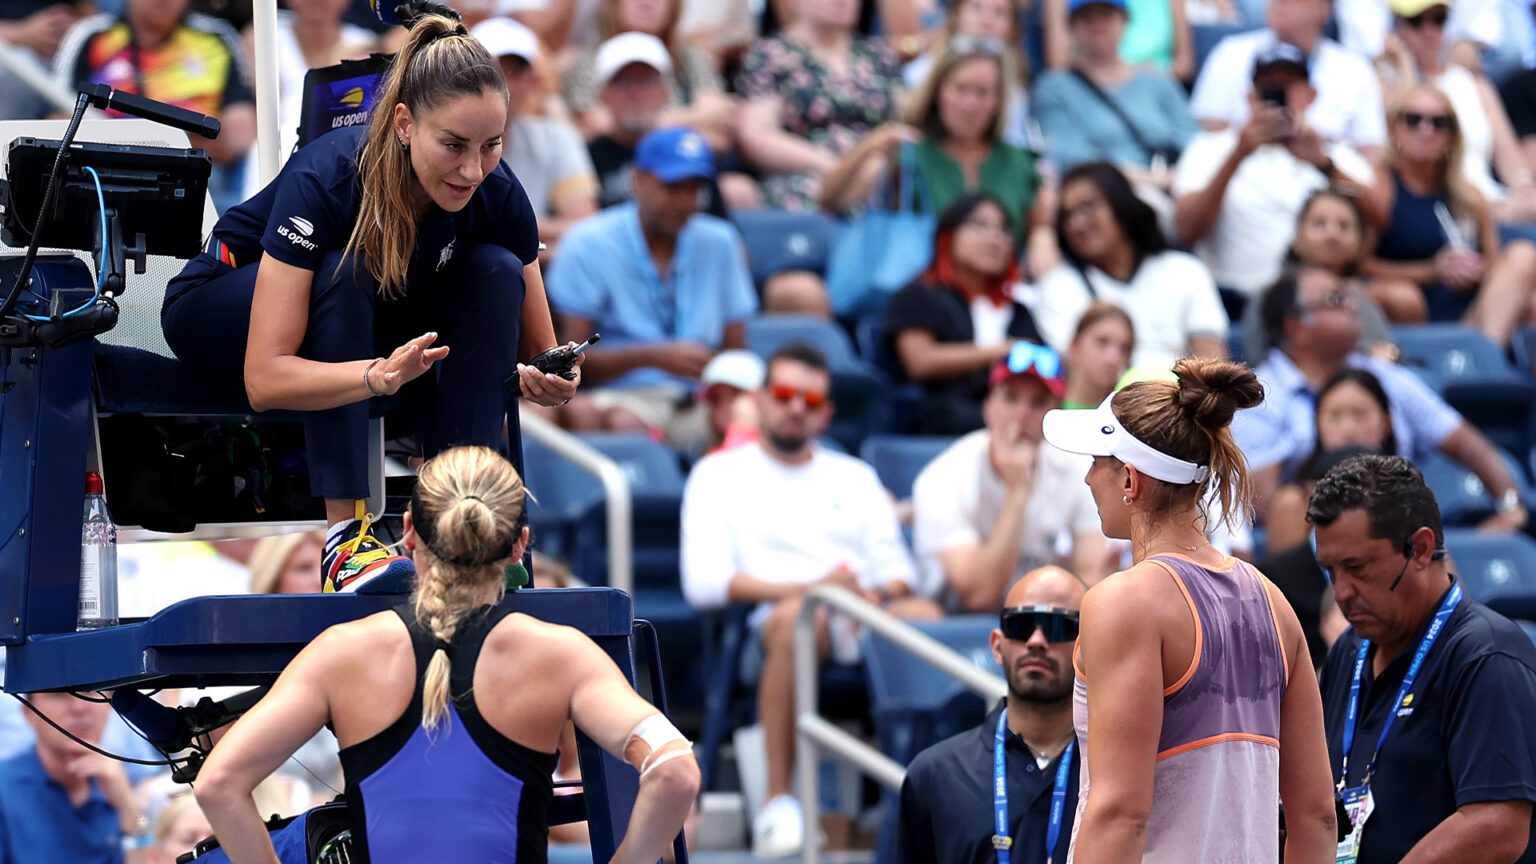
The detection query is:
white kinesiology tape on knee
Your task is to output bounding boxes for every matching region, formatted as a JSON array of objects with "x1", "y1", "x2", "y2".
[{"x1": 623, "y1": 713, "x2": 692, "y2": 779}]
